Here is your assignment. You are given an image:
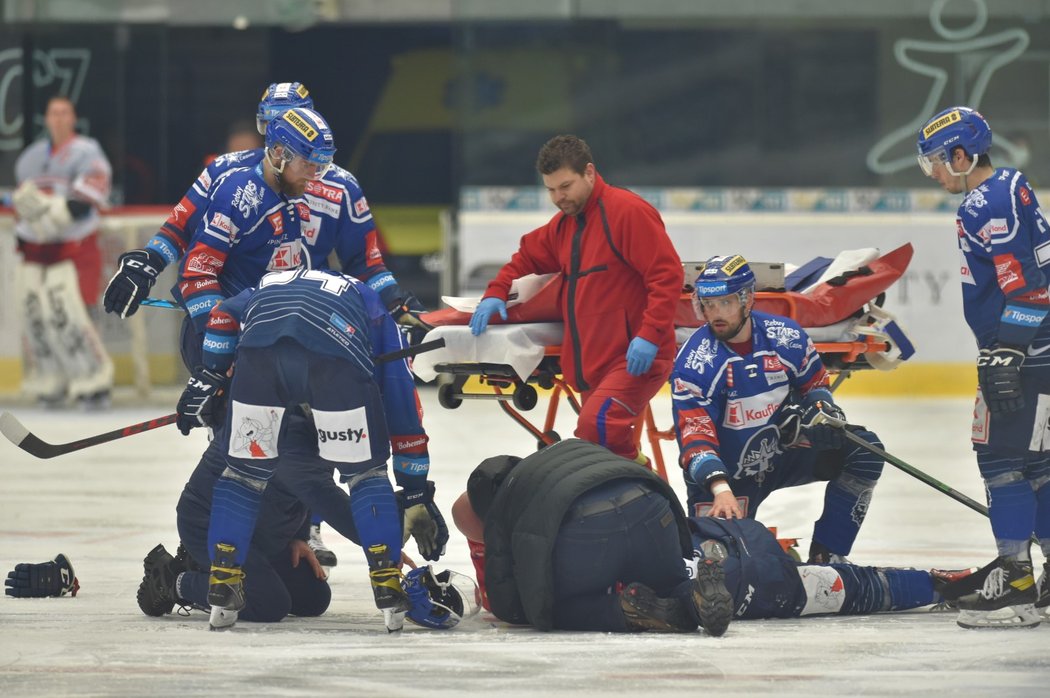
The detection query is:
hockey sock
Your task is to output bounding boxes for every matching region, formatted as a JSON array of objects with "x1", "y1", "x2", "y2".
[
  {"x1": 881, "y1": 568, "x2": 936, "y2": 610},
  {"x1": 176, "y1": 570, "x2": 211, "y2": 609},
  {"x1": 1029, "y1": 457, "x2": 1050, "y2": 557},
  {"x1": 812, "y1": 471, "x2": 877, "y2": 555},
  {"x1": 207, "y1": 464, "x2": 271, "y2": 565},
  {"x1": 831, "y1": 564, "x2": 902, "y2": 614},
  {"x1": 349, "y1": 472, "x2": 402, "y2": 563},
  {"x1": 978, "y1": 452, "x2": 1036, "y2": 559}
]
